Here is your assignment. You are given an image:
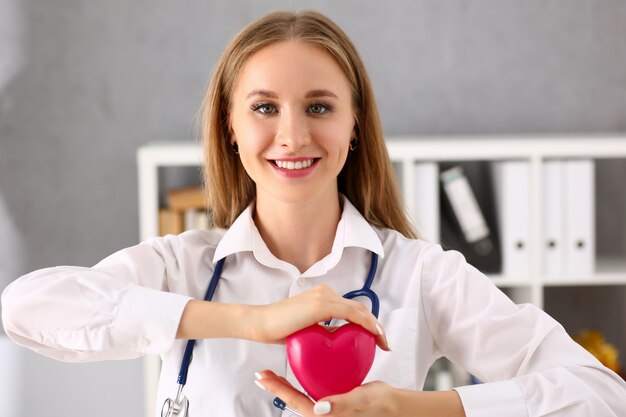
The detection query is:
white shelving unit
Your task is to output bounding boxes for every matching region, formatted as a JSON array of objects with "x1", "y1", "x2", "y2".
[{"x1": 137, "y1": 135, "x2": 626, "y2": 417}]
